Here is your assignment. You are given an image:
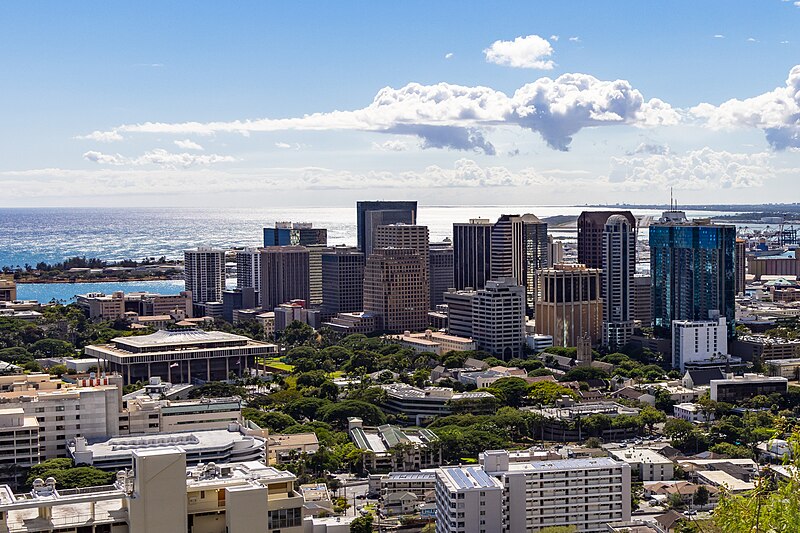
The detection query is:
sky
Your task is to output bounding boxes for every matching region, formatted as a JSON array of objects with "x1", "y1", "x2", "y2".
[{"x1": 1, "y1": 1, "x2": 800, "y2": 207}]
